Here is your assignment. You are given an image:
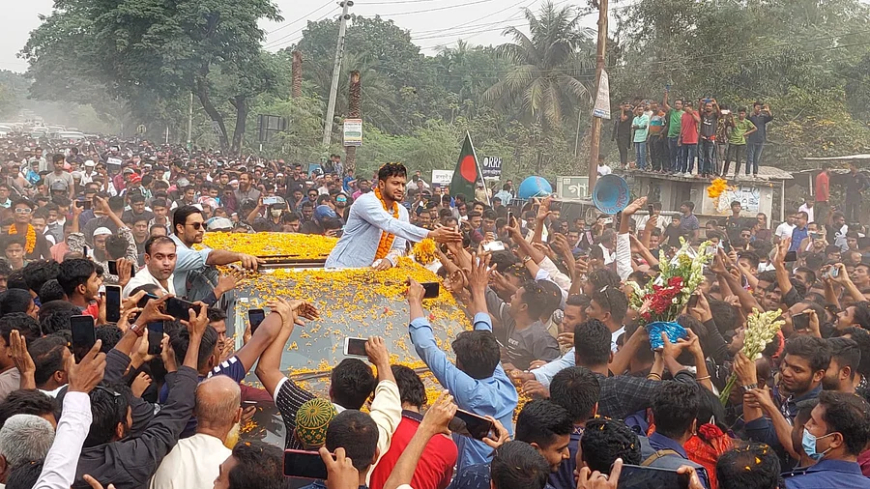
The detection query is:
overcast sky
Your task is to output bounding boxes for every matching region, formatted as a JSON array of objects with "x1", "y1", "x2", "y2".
[{"x1": 1, "y1": 0, "x2": 602, "y2": 74}]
